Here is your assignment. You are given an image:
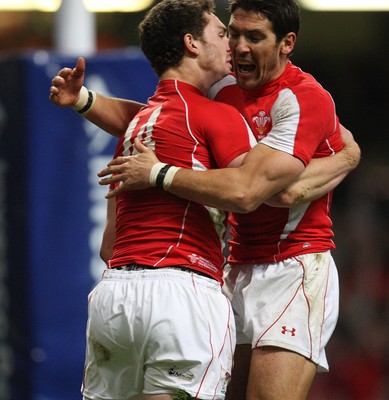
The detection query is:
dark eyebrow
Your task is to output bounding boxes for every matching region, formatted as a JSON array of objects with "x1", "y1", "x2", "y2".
[{"x1": 228, "y1": 25, "x2": 265, "y2": 36}]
